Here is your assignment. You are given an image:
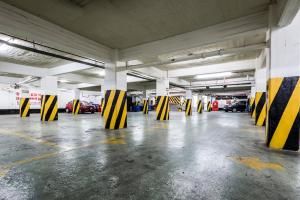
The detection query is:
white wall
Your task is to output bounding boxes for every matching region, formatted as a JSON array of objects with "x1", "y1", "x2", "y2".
[{"x1": 0, "y1": 84, "x2": 101, "y2": 109}]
